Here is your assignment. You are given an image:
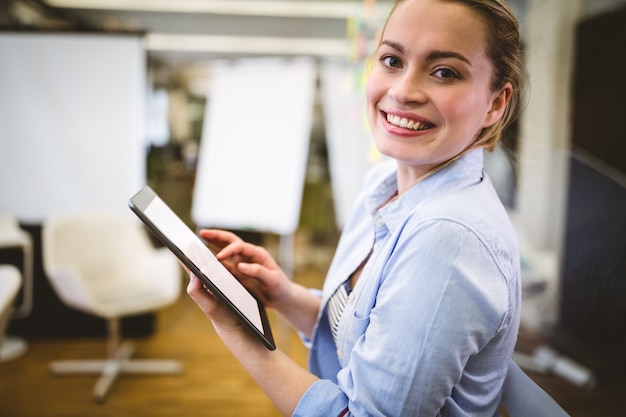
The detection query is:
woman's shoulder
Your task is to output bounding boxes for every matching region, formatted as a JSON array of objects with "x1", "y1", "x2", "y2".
[{"x1": 401, "y1": 174, "x2": 520, "y2": 277}]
